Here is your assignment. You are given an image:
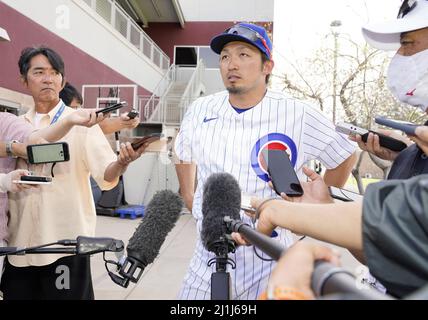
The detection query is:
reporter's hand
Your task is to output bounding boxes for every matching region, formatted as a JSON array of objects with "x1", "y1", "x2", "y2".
[
  {"x1": 350, "y1": 129, "x2": 410, "y2": 161},
  {"x1": 118, "y1": 112, "x2": 140, "y2": 129},
  {"x1": 266, "y1": 241, "x2": 341, "y2": 299},
  {"x1": 5, "y1": 170, "x2": 39, "y2": 192},
  {"x1": 410, "y1": 126, "x2": 428, "y2": 155},
  {"x1": 278, "y1": 167, "x2": 333, "y2": 204},
  {"x1": 117, "y1": 141, "x2": 147, "y2": 166},
  {"x1": 67, "y1": 109, "x2": 105, "y2": 127}
]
